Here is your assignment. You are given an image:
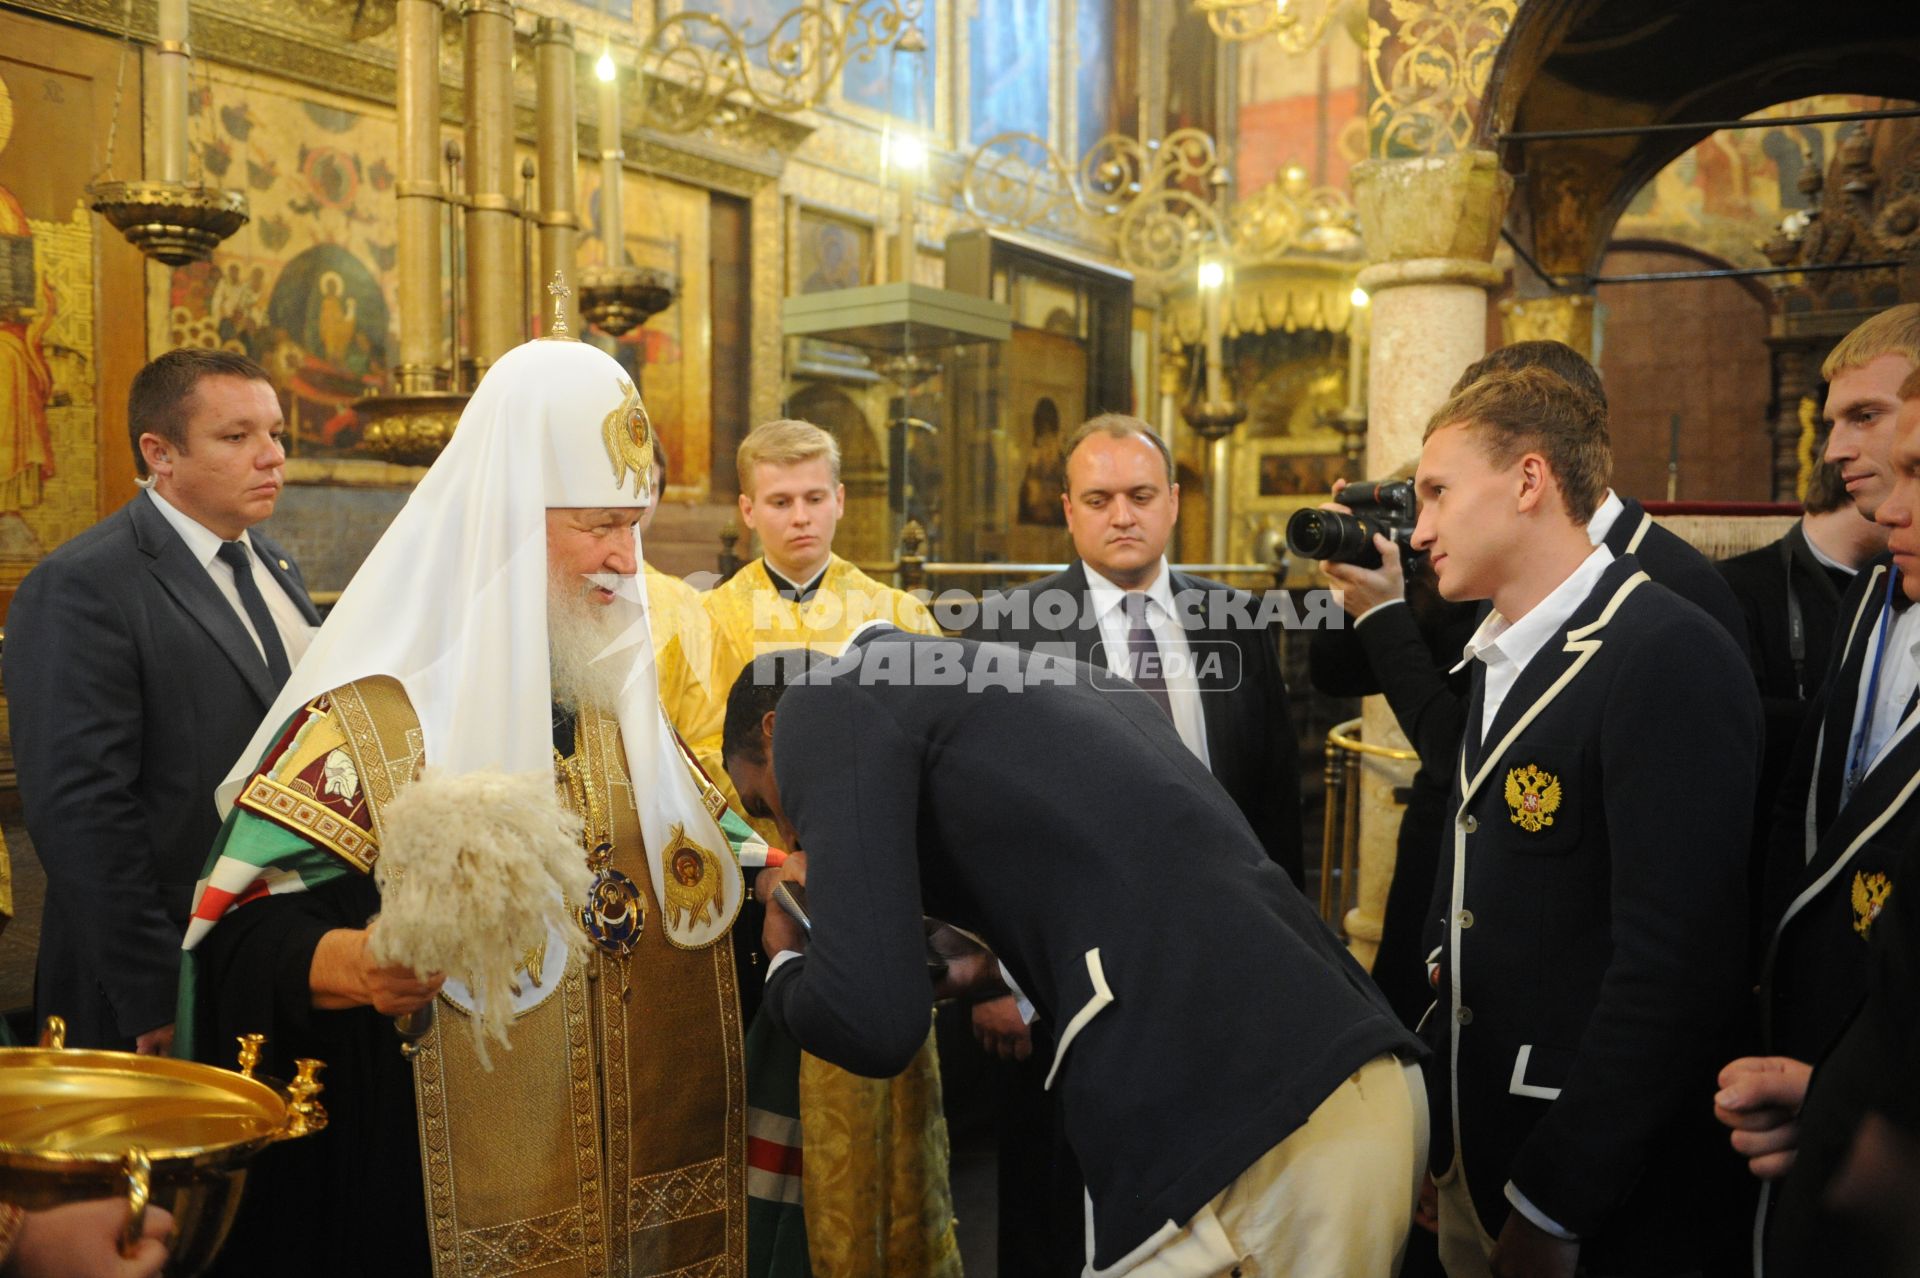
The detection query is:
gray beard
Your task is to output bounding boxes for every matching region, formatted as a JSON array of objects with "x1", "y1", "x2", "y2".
[{"x1": 548, "y1": 572, "x2": 633, "y2": 714}]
